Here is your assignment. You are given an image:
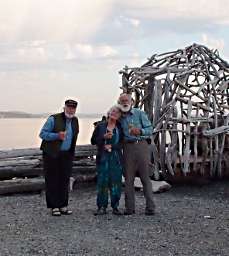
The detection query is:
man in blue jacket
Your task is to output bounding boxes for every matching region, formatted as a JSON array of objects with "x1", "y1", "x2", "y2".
[
  {"x1": 39, "y1": 99, "x2": 79, "y2": 216},
  {"x1": 118, "y1": 93, "x2": 155, "y2": 215}
]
